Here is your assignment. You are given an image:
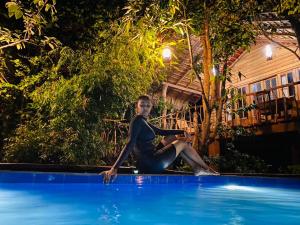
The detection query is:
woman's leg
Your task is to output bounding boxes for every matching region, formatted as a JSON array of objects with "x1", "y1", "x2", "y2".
[
  {"x1": 172, "y1": 140, "x2": 218, "y2": 174},
  {"x1": 172, "y1": 140, "x2": 209, "y2": 169},
  {"x1": 158, "y1": 136, "x2": 218, "y2": 174},
  {"x1": 179, "y1": 151, "x2": 201, "y2": 171}
]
